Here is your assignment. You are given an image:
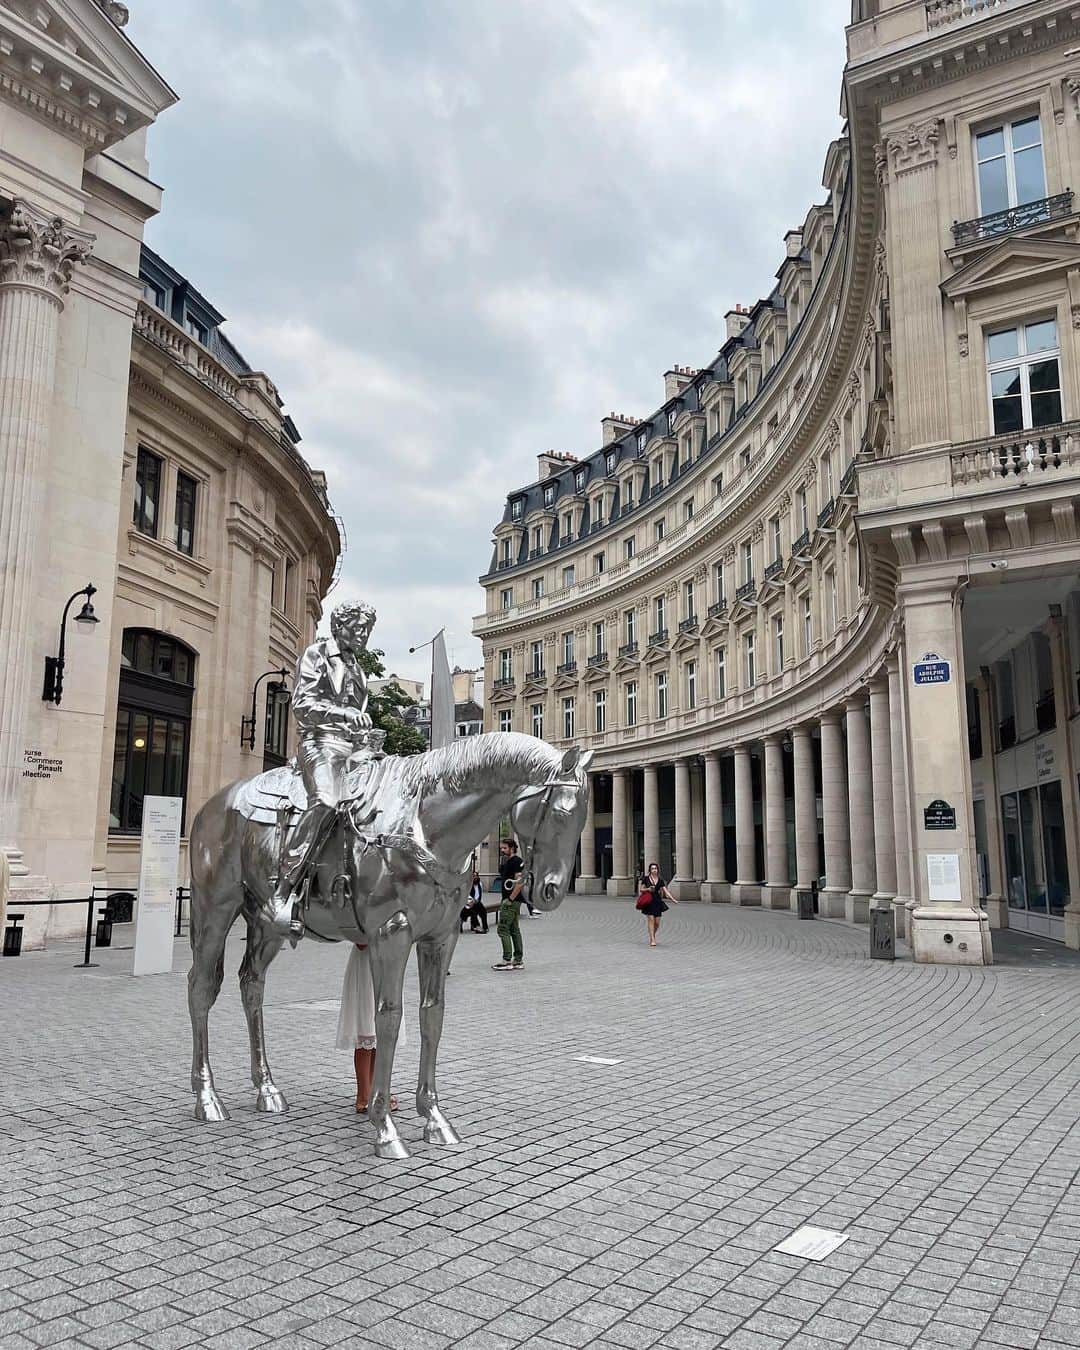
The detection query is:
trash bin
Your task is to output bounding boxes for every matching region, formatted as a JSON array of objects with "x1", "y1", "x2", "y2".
[
  {"x1": 795, "y1": 889, "x2": 815, "y2": 920},
  {"x1": 870, "y1": 906, "x2": 895, "y2": 961},
  {"x1": 3, "y1": 912, "x2": 24, "y2": 957}
]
